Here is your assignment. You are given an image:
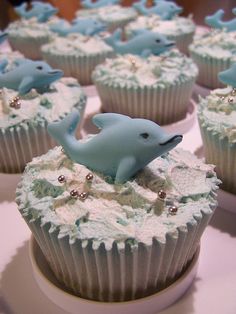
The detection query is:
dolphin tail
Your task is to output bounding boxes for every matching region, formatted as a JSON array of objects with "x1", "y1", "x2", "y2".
[
  {"x1": 205, "y1": 9, "x2": 224, "y2": 28},
  {"x1": 133, "y1": 2, "x2": 148, "y2": 15},
  {"x1": 14, "y1": 3, "x2": 27, "y2": 16},
  {"x1": 105, "y1": 29, "x2": 122, "y2": 48},
  {"x1": 47, "y1": 110, "x2": 80, "y2": 147},
  {"x1": 81, "y1": 0, "x2": 93, "y2": 9}
]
